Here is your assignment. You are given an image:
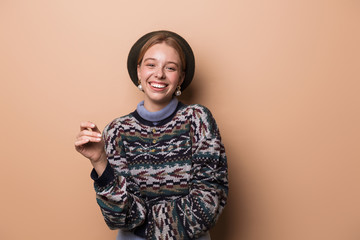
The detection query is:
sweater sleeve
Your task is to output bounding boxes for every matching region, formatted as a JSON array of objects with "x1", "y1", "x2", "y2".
[
  {"x1": 147, "y1": 106, "x2": 228, "y2": 239},
  {"x1": 92, "y1": 121, "x2": 147, "y2": 231}
]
